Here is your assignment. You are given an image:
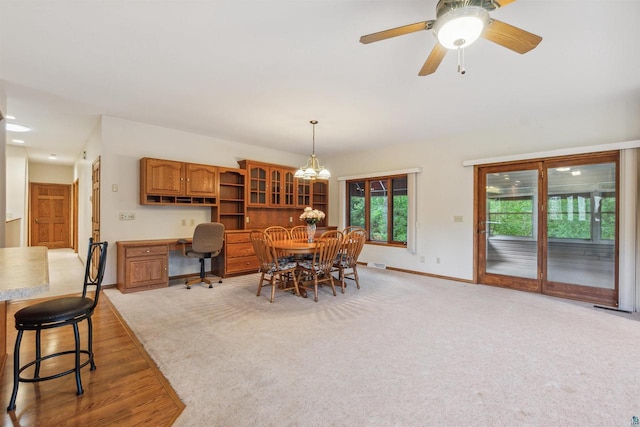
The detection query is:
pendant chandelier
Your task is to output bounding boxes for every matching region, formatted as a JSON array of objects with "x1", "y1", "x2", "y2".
[{"x1": 294, "y1": 120, "x2": 330, "y2": 180}]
